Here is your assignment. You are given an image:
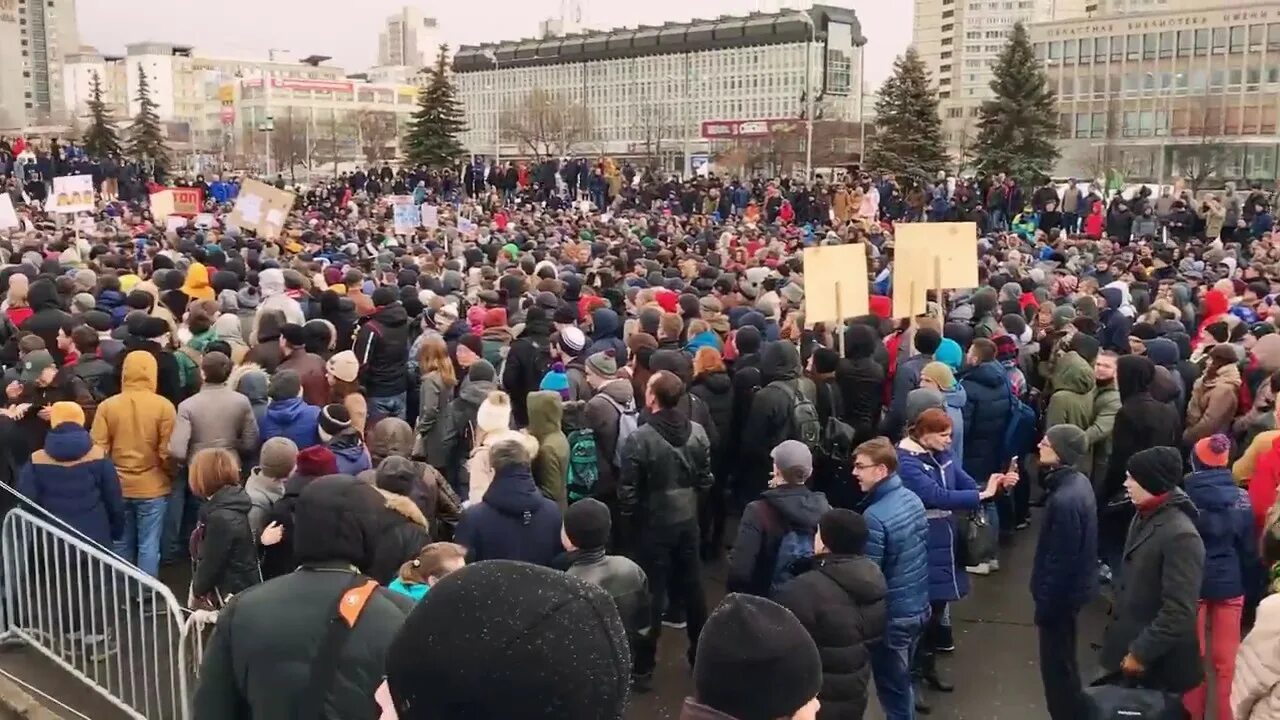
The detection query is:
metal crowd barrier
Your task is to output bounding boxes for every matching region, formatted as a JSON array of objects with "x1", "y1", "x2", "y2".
[{"x1": 0, "y1": 507, "x2": 197, "y2": 720}]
